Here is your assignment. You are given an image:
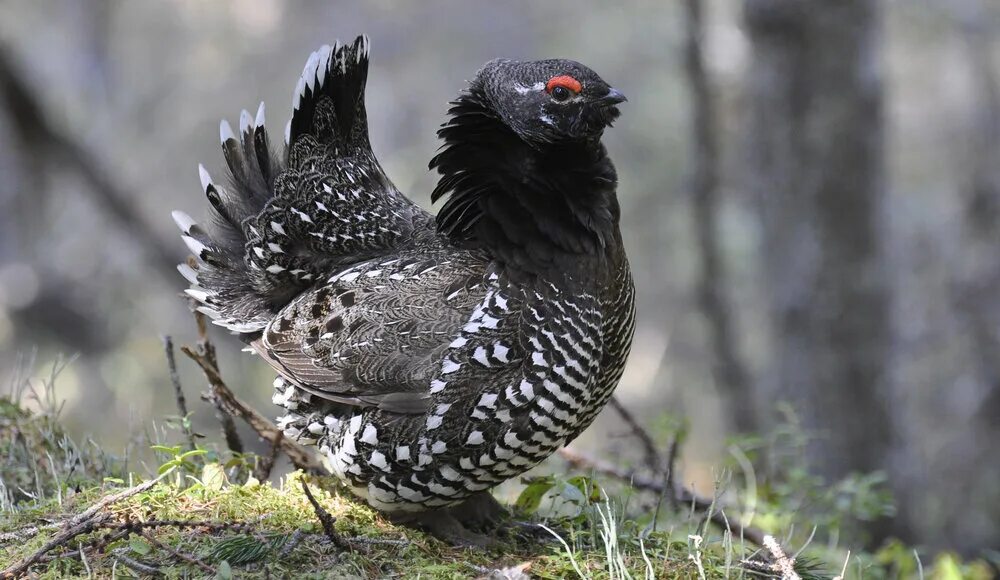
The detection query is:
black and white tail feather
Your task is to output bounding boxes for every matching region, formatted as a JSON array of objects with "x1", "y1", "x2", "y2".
[{"x1": 174, "y1": 36, "x2": 427, "y2": 333}]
